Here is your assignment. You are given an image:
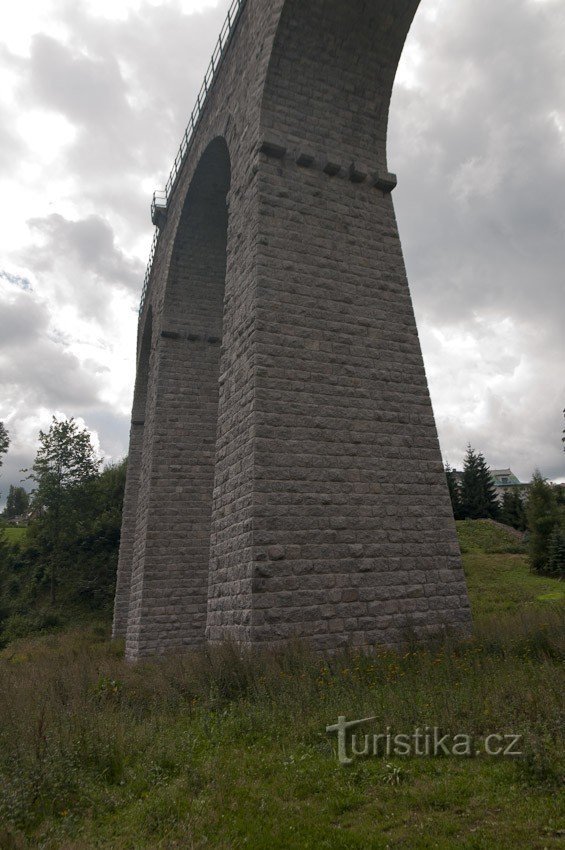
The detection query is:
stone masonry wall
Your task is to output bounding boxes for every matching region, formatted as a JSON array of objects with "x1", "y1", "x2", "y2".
[
  {"x1": 115, "y1": 0, "x2": 472, "y2": 658},
  {"x1": 117, "y1": 0, "x2": 288, "y2": 657},
  {"x1": 208, "y1": 0, "x2": 472, "y2": 648},
  {"x1": 112, "y1": 311, "x2": 152, "y2": 638}
]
